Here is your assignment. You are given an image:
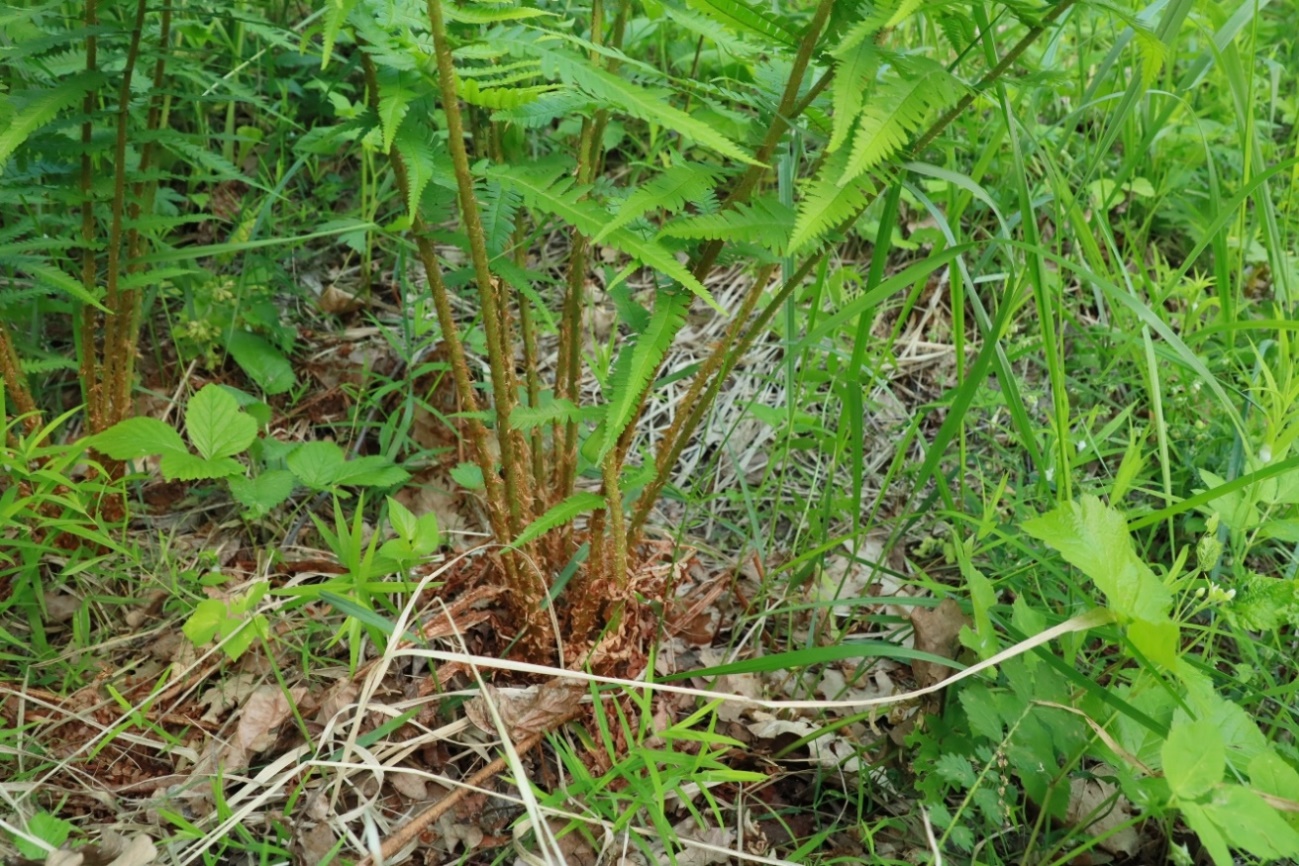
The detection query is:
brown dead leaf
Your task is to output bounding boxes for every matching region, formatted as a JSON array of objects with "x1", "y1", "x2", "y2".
[
  {"x1": 389, "y1": 770, "x2": 428, "y2": 800},
  {"x1": 238, "y1": 684, "x2": 306, "y2": 753},
  {"x1": 318, "y1": 283, "x2": 365, "y2": 315},
  {"x1": 465, "y1": 680, "x2": 583, "y2": 740},
  {"x1": 909, "y1": 598, "x2": 969, "y2": 688},
  {"x1": 1067, "y1": 771, "x2": 1140, "y2": 856},
  {"x1": 295, "y1": 823, "x2": 338, "y2": 866},
  {"x1": 199, "y1": 673, "x2": 258, "y2": 724},
  {"x1": 44, "y1": 832, "x2": 158, "y2": 866}
]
